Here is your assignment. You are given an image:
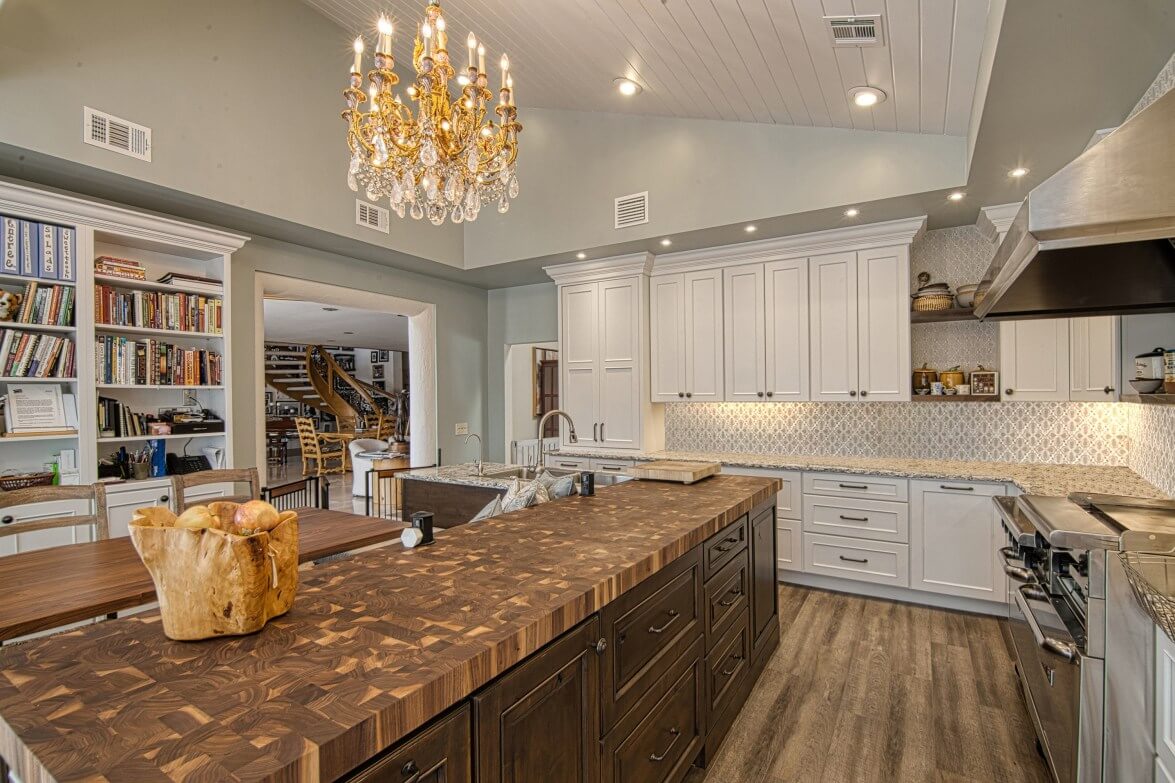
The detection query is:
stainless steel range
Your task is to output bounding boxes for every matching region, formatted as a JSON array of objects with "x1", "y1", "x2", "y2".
[{"x1": 996, "y1": 493, "x2": 1175, "y2": 783}]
